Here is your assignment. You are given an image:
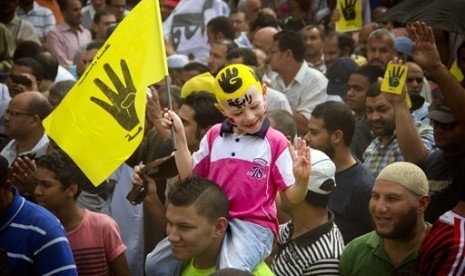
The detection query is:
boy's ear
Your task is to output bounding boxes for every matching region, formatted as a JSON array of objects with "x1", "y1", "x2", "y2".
[
  {"x1": 214, "y1": 103, "x2": 228, "y2": 117},
  {"x1": 66, "y1": 182, "x2": 79, "y2": 199}
]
